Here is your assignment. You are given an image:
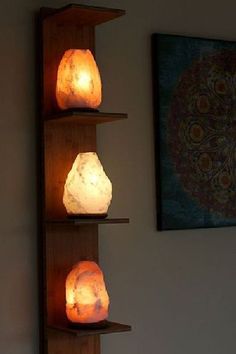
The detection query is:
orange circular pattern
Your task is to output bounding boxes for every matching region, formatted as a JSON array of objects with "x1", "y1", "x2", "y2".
[{"x1": 169, "y1": 50, "x2": 236, "y2": 217}]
